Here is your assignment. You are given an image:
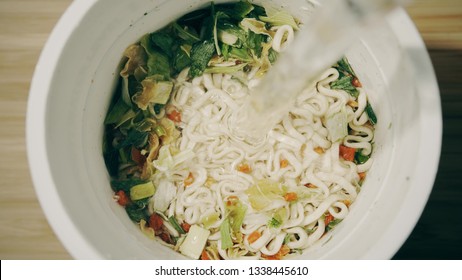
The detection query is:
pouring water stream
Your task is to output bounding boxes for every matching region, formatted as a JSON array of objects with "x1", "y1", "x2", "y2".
[{"x1": 231, "y1": 0, "x2": 405, "y2": 143}]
